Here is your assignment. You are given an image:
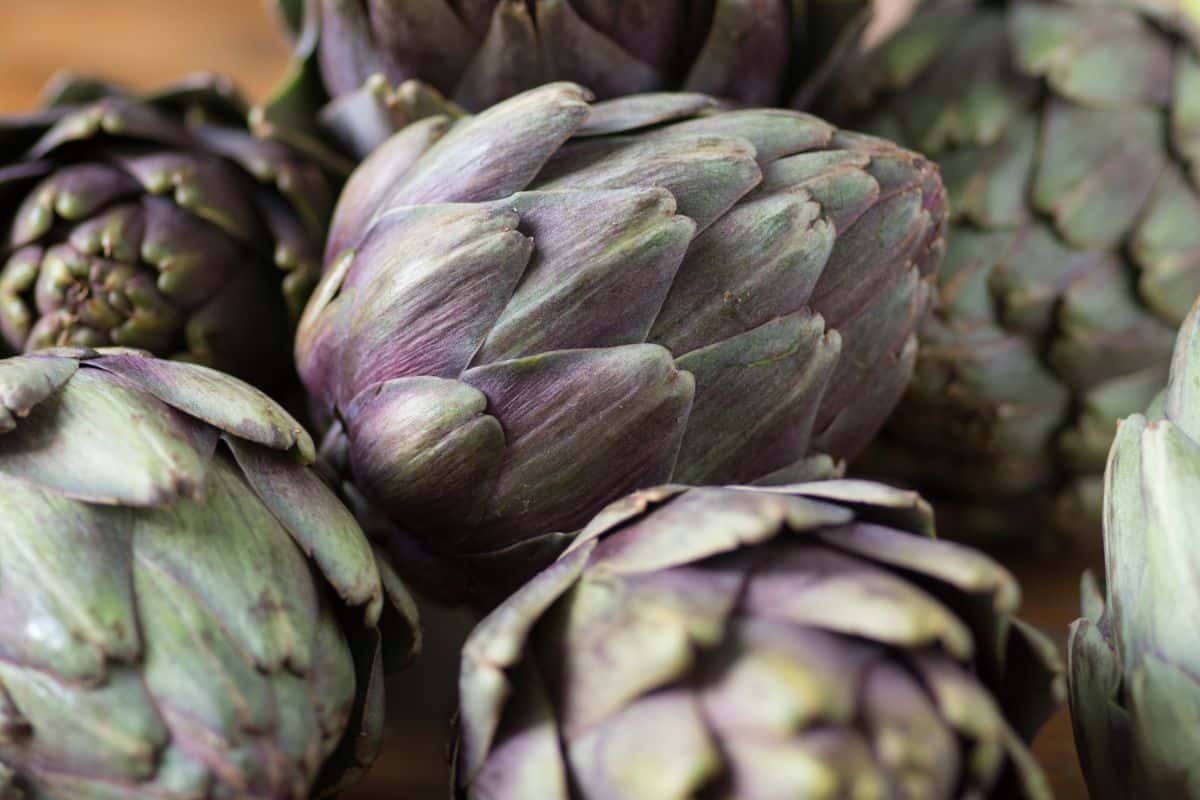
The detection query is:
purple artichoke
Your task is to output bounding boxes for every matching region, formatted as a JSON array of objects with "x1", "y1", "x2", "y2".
[
  {"x1": 0, "y1": 75, "x2": 335, "y2": 388},
  {"x1": 297, "y1": 84, "x2": 947, "y2": 605},
  {"x1": 457, "y1": 481, "x2": 1062, "y2": 798},
  {"x1": 265, "y1": 0, "x2": 881, "y2": 157}
]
